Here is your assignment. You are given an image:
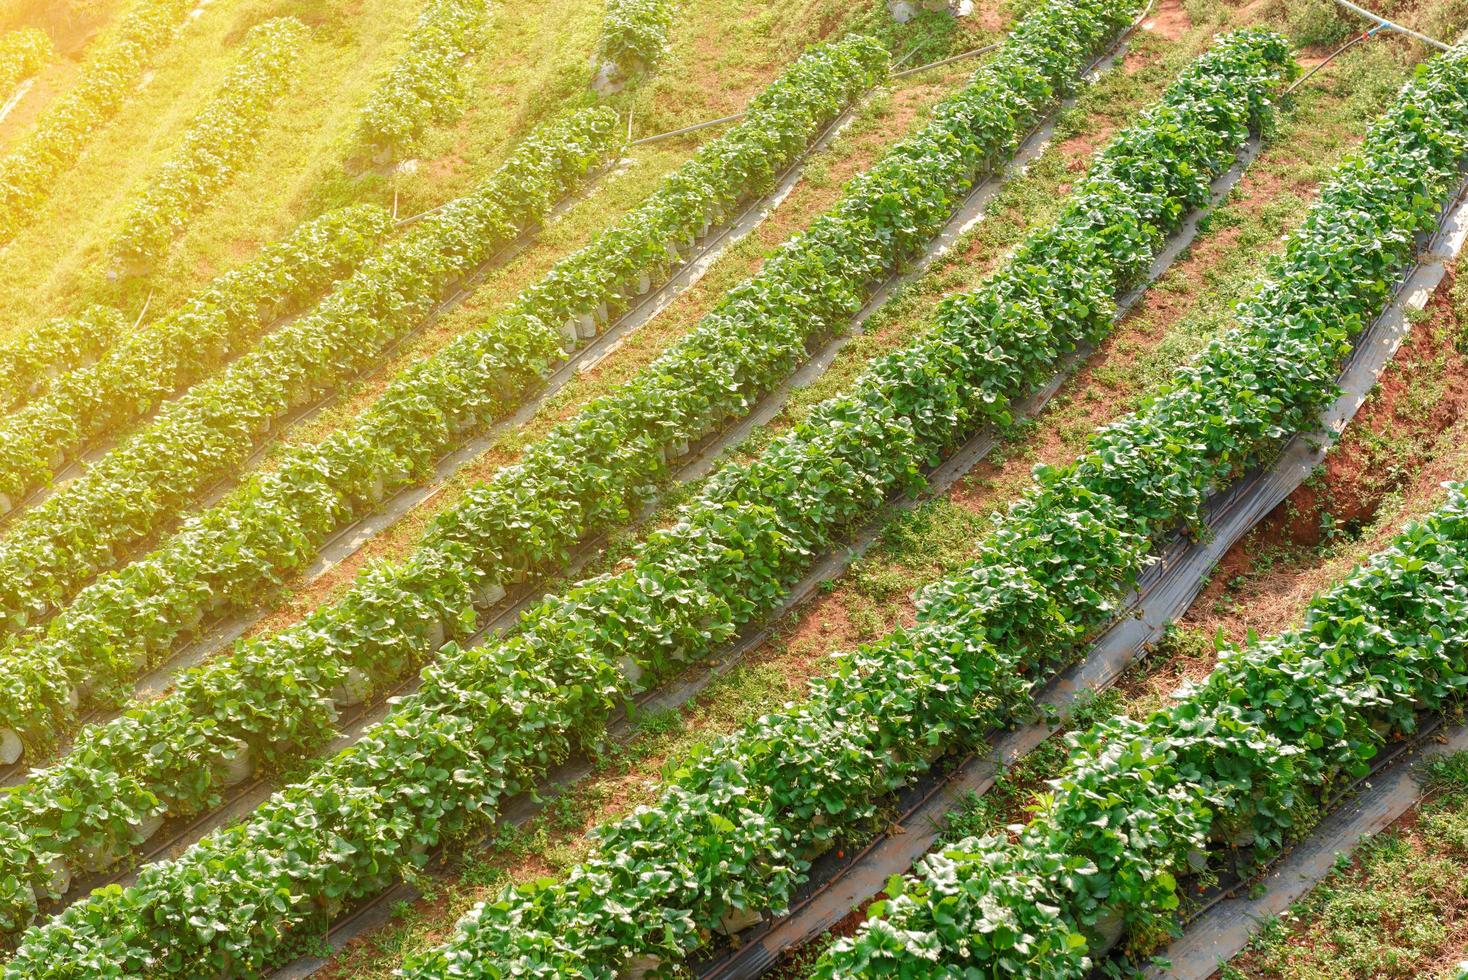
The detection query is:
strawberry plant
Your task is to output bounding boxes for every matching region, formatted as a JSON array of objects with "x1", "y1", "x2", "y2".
[
  {"x1": 0, "y1": 37, "x2": 884, "y2": 758},
  {"x1": 800, "y1": 40, "x2": 1468, "y2": 978},
  {"x1": 598, "y1": 0, "x2": 676, "y2": 79},
  {"x1": 357, "y1": 0, "x2": 492, "y2": 159},
  {"x1": 0, "y1": 0, "x2": 198, "y2": 243},
  {"x1": 0, "y1": 0, "x2": 1148, "y2": 967},
  {"x1": 0, "y1": 306, "x2": 125, "y2": 417},
  {"x1": 0, "y1": 106, "x2": 619, "y2": 646},
  {"x1": 109, "y1": 17, "x2": 309, "y2": 269},
  {"x1": 819, "y1": 484, "x2": 1468, "y2": 977},
  {"x1": 395, "y1": 31, "x2": 1294, "y2": 977},
  {"x1": 0, "y1": 28, "x2": 53, "y2": 98},
  {"x1": 0, "y1": 204, "x2": 392, "y2": 515}
]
